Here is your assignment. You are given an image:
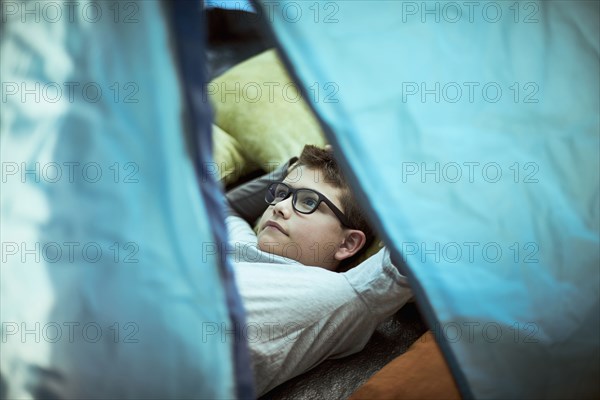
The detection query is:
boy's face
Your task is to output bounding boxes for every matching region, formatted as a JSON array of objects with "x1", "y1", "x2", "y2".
[{"x1": 257, "y1": 166, "x2": 348, "y2": 270}]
